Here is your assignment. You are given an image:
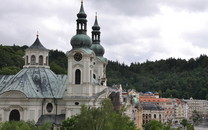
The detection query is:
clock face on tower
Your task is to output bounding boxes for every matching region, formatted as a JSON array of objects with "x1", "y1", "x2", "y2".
[{"x1": 74, "y1": 52, "x2": 82, "y2": 61}]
